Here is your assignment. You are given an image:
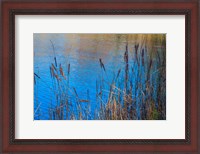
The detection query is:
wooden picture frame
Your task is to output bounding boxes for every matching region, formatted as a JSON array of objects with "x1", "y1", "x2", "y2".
[{"x1": 1, "y1": 0, "x2": 199, "y2": 153}]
